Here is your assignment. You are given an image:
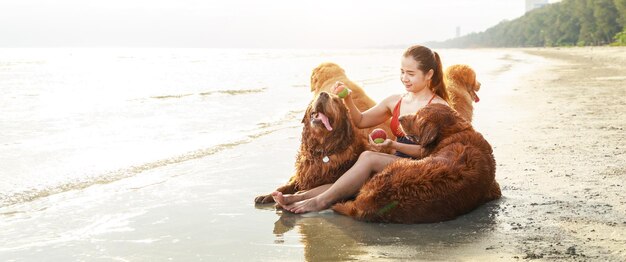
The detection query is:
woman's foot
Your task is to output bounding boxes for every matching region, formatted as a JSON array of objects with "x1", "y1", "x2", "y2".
[
  {"x1": 272, "y1": 191, "x2": 306, "y2": 209},
  {"x1": 285, "y1": 197, "x2": 330, "y2": 214}
]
